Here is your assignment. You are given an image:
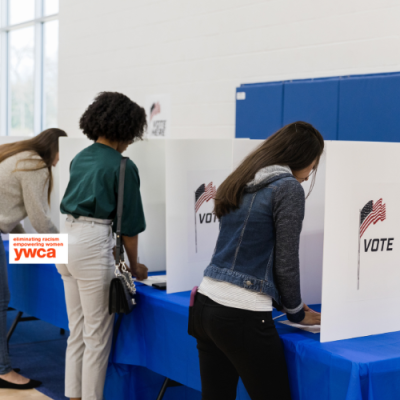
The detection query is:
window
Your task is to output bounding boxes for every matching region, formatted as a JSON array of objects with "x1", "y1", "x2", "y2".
[{"x1": 0, "y1": 0, "x2": 59, "y2": 136}]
